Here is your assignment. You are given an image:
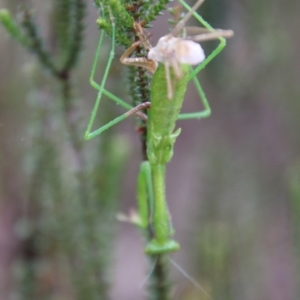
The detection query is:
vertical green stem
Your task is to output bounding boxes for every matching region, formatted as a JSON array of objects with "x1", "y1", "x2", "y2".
[{"x1": 148, "y1": 255, "x2": 171, "y2": 300}]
